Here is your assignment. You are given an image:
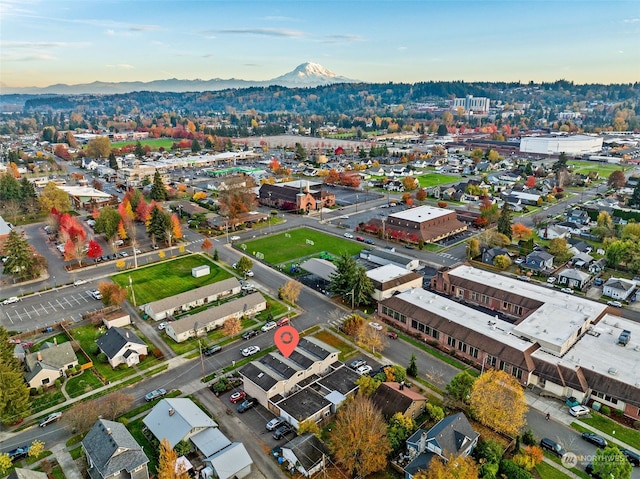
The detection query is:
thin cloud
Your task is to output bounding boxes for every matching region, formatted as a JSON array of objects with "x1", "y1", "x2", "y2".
[
  {"x1": 213, "y1": 28, "x2": 306, "y2": 38},
  {"x1": 322, "y1": 34, "x2": 364, "y2": 44},
  {"x1": 3, "y1": 41, "x2": 69, "y2": 49},
  {"x1": 623, "y1": 17, "x2": 639, "y2": 23},
  {"x1": 397, "y1": 46, "x2": 408, "y2": 51},
  {"x1": 2, "y1": 53, "x2": 56, "y2": 62}
]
